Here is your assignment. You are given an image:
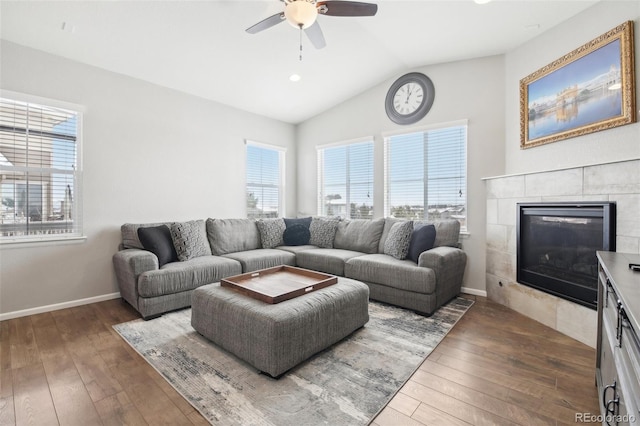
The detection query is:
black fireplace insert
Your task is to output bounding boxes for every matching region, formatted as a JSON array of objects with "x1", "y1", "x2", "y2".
[{"x1": 516, "y1": 202, "x2": 616, "y2": 309}]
